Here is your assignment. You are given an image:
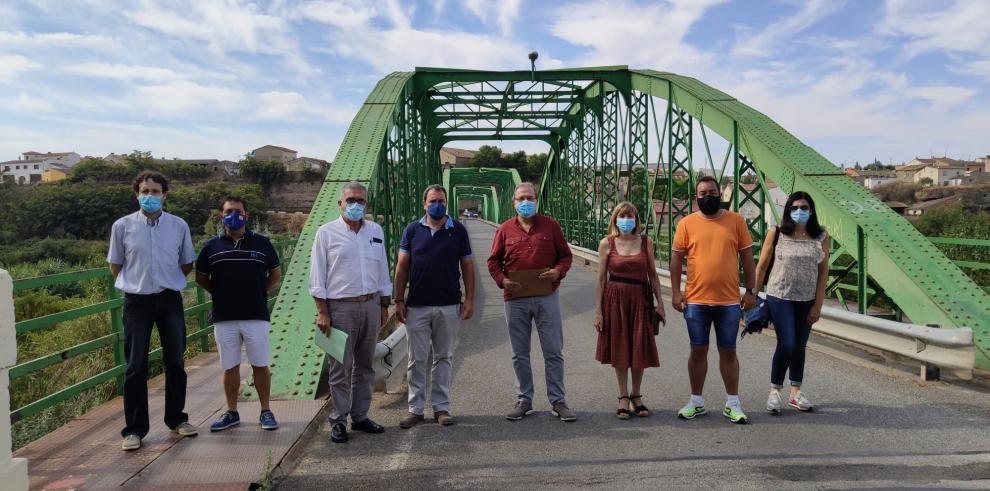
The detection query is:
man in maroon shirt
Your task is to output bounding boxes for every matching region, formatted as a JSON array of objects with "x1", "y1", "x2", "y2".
[{"x1": 487, "y1": 182, "x2": 576, "y2": 422}]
